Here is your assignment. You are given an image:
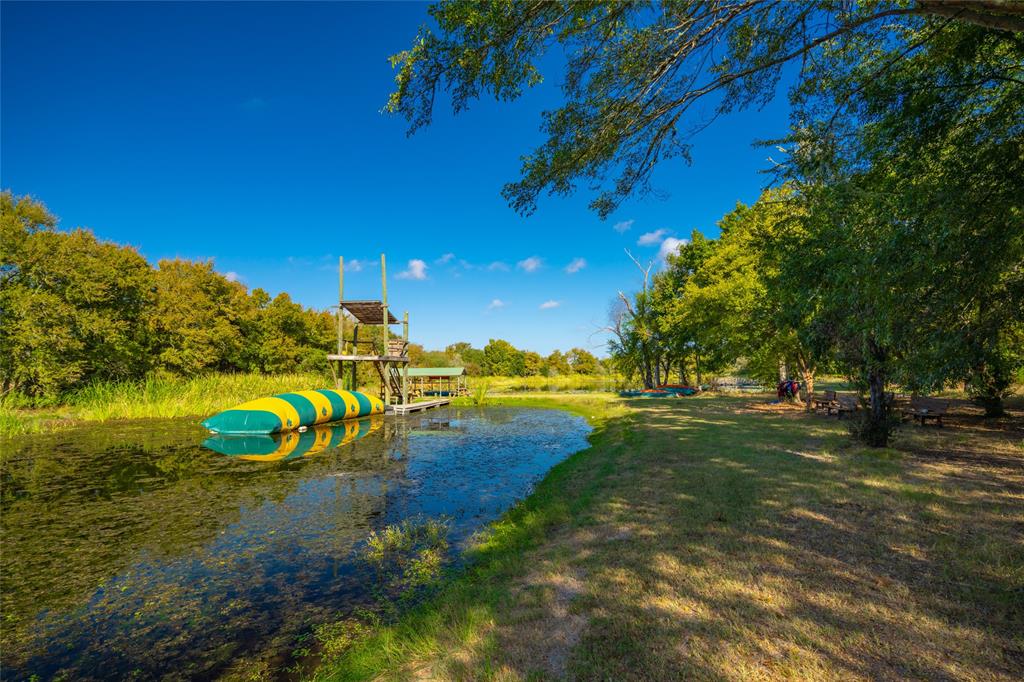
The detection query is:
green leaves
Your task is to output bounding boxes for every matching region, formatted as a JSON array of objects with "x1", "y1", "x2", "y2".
[{"x1": 0, "y1": 192, "x2": 340, "y2": 399}]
